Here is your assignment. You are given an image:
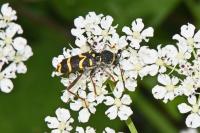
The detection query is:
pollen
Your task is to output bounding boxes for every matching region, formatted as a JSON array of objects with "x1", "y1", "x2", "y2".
[
  {"x1": 156, "y1": 59, "x2": 164, "y2": 66},
  {"x1": 3, "y1": 15, "x2": 11, "y2": 22},
  {"x1": 132, "y1": 31, "x2": 141, "y2": 39},
  {"x1": 192, "y1": 104, "x2": 199, "y2": 113},
  {"x1": 102, "y1": 30, "x2": 108, "y2": 37},
  {"x1": 58, "y1": 121, "x2": 67, "y2": 131},
  {"x1": 114, "y1": 98, "x2": 122, "y2": 107},
  {"x1": 4, "y1": 37, "x2": 12, "y2": 45},
  {"x1": 134, "y1": 63, "x2": 142, "y2": 71},
  {"x1": 166, "y1": 84, "x2": 175, "y2": 91},
  {"x1": 176, "y1": 52, "x2": 184, "y2": 60},
  {"x1": 187, "y1": 37, "x2": 194, "y2": 46}
]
